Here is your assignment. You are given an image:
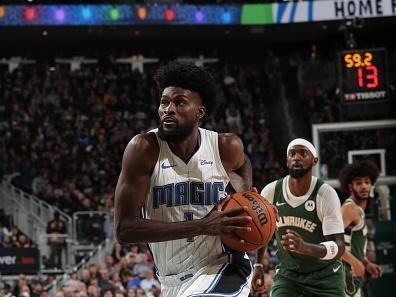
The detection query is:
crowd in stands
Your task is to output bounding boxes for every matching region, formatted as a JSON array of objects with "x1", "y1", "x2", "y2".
[
  {"x1": 0, "y1": 220, "x2": 34, "y2": 249},
  {"x1": 0, "y1": 58, "x2": 282, "y2": 215}
]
